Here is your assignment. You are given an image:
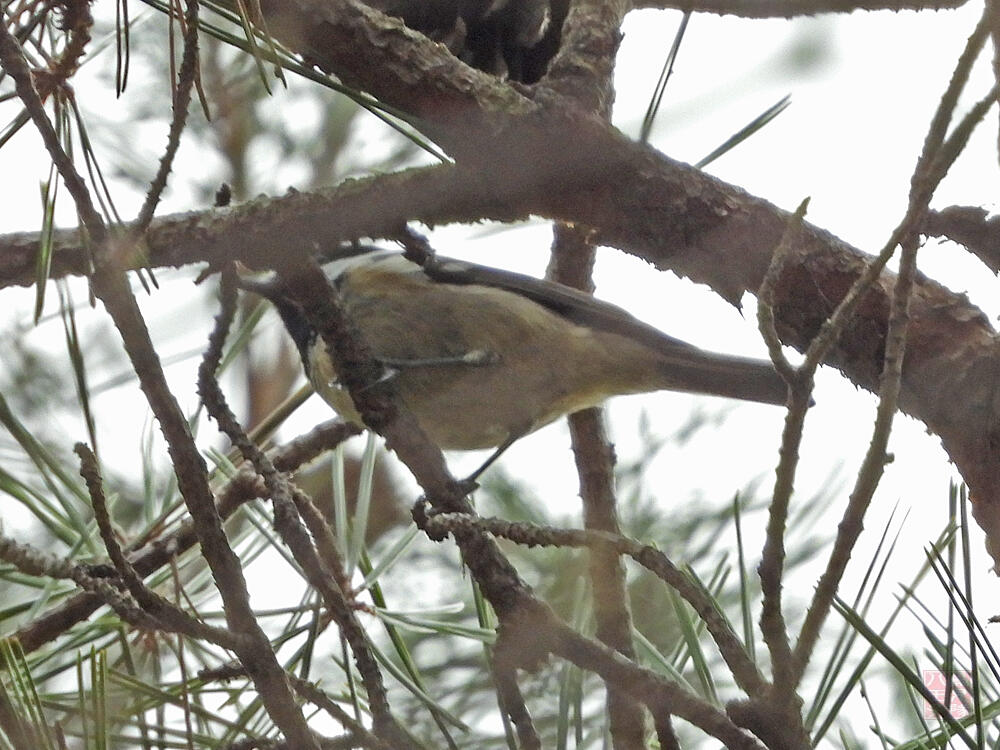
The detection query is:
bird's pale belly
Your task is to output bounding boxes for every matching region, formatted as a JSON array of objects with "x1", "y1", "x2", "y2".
[{"x1": 307, "y1": 331, "x2": 631, "y2": 450}]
